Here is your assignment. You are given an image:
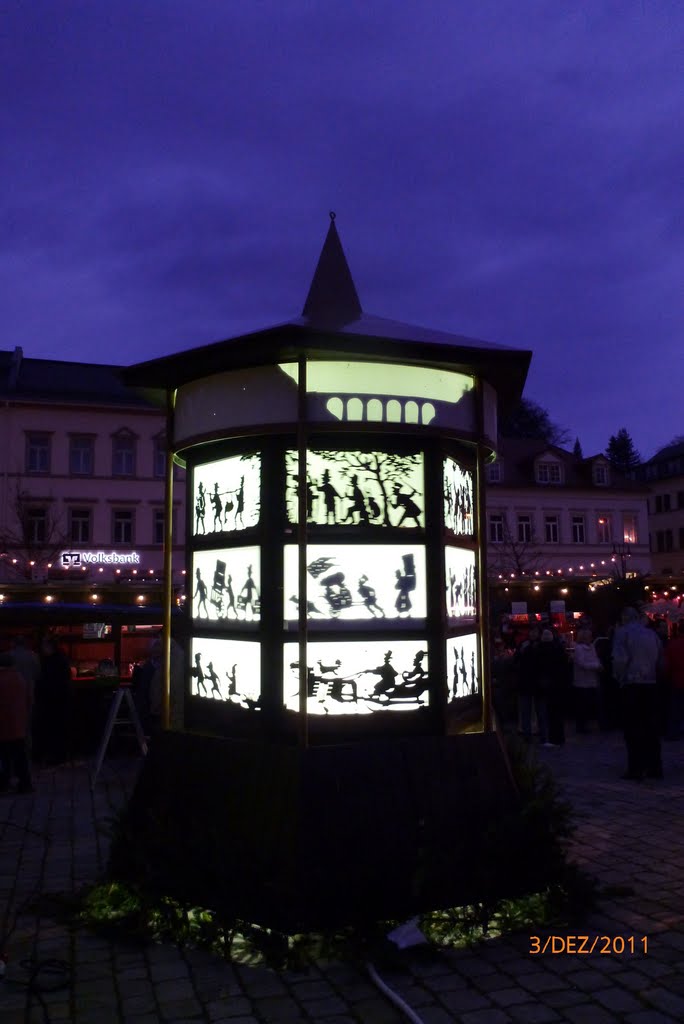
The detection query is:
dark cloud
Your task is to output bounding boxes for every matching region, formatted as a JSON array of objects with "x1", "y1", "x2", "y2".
[{"x1": 1, "y1": 0, "x2": 683, "y2": 456}]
